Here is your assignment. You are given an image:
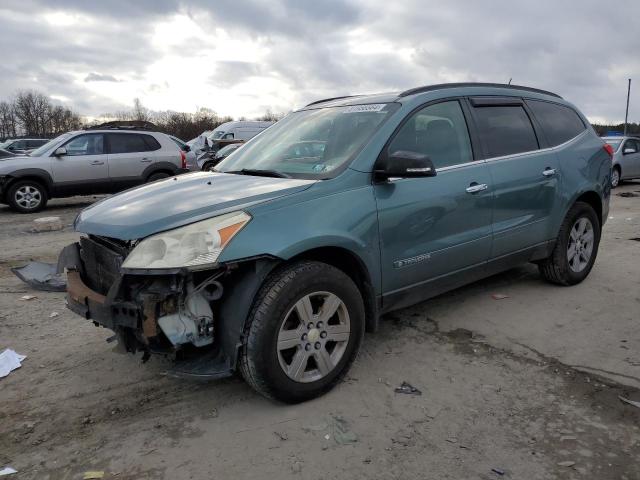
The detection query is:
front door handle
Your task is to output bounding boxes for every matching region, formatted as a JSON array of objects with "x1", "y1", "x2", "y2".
[
  {"x1": 140, "y1": 157, "x2": 152, "y2": 163},
  {"x1": 90, "y1": 160, "x2": 105, "y2": 165},
  {"x1": 542, "y1": 168, "x2": 557, "y2": 177},
  {"x1": 466, "y1": 183, "x2": 488, "y2": 194}
]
